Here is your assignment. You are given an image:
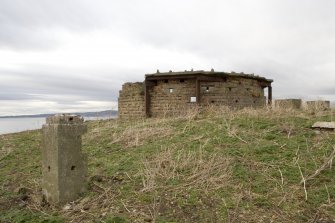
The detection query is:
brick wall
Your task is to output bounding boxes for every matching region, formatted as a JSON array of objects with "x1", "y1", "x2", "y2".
[{"x1": 118, "y1": 82, "x2": 145, "y2": 119}]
